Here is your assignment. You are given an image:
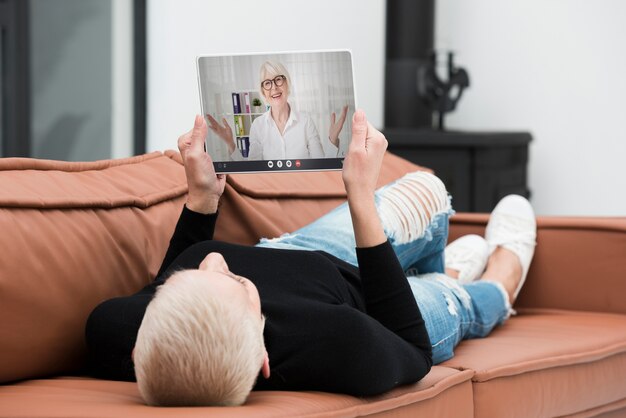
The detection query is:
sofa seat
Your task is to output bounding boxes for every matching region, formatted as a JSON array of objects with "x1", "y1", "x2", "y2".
[
  {"x1": 0, "y1": 367, "x2": 474, "y2": 418},
  {"x1": 442, "y1": 308, "x2": 626, "y2": 418}
]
